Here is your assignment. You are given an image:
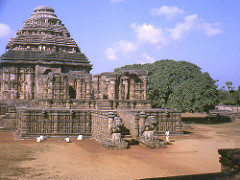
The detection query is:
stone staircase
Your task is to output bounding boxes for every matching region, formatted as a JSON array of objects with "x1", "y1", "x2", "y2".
[{"x1": 117, "y1": 111, "x2": 139, "y2": 140}]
